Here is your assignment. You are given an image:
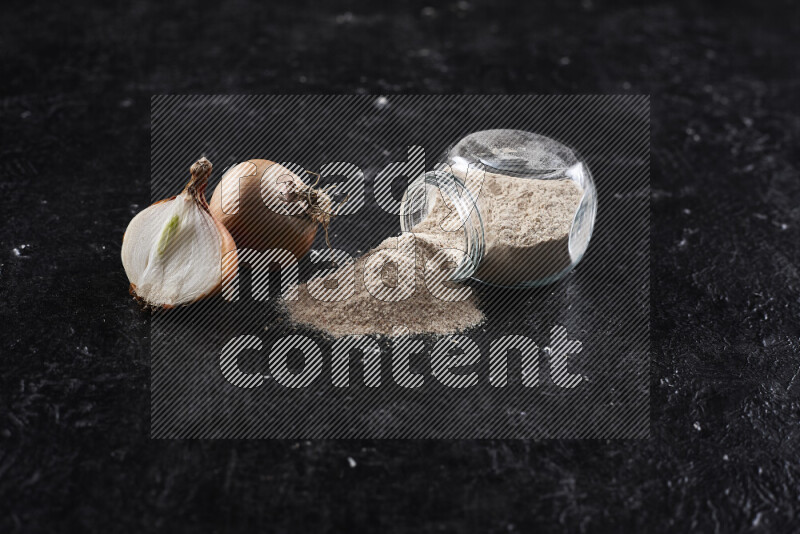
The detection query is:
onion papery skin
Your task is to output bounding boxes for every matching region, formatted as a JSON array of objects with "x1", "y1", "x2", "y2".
[{"x1": 209, "y1": 159, "x2": 320, "y2": 260}]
